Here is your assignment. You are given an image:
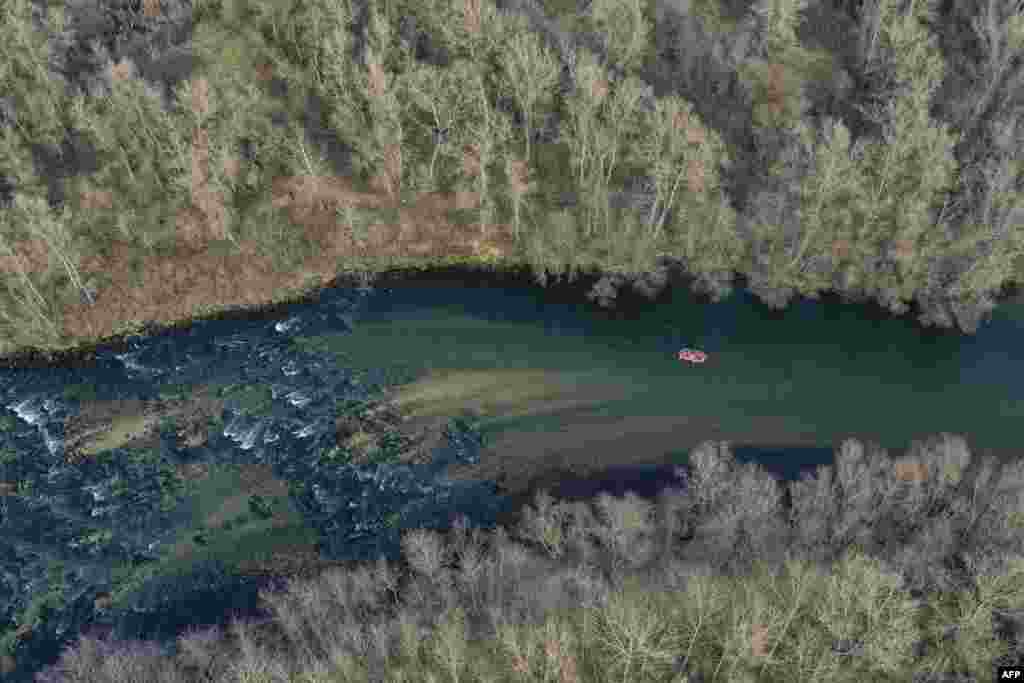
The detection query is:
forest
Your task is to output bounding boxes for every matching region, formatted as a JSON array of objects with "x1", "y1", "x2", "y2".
[{"x1": 0, "y1": 0, "x2": 1021, "y2": 361}]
